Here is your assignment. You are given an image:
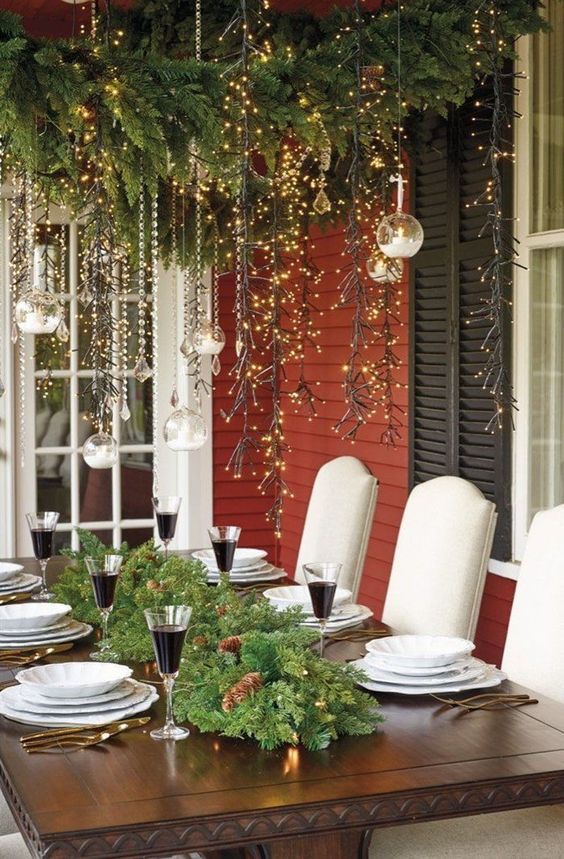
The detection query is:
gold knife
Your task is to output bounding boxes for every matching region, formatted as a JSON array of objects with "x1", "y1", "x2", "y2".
[
  {"x1": 21, "y1": 716, "x2": 151, "y2": 744},
  {"x1": 0, "y1": 593, "x2": 32, "y2": 605},
  {"x1": 0, "y1": 643, "x2": 74, "y2": 658},
  {"x1": 25, "y1": 721, "x2": 146, "y2": 752}
]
